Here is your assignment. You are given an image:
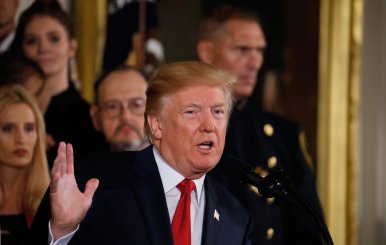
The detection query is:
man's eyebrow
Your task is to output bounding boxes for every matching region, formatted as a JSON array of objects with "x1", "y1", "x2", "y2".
[
  {"x1": 212, "y1": 102, "x2": 226, "y2": 107},
  {"x1": 182, "y1": 103, "x2": 201, "y2": 108},
  {"x1": 181, "y1": 102, "x2": 226, "y2": 109}
]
